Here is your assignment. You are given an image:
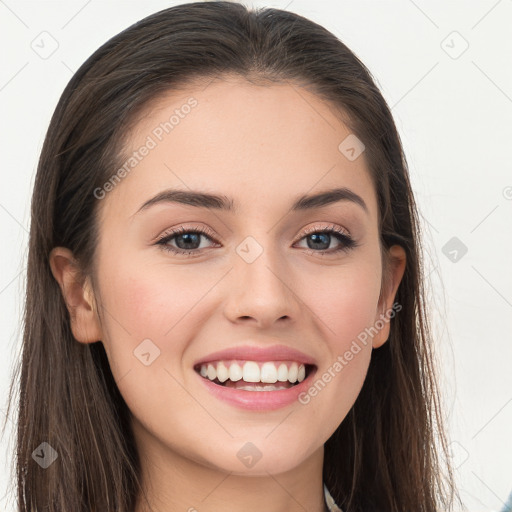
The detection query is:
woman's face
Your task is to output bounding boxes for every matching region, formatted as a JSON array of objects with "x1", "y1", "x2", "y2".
[{"x1": 74, "y1": 77, "x2": 404, "y2": 477}]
